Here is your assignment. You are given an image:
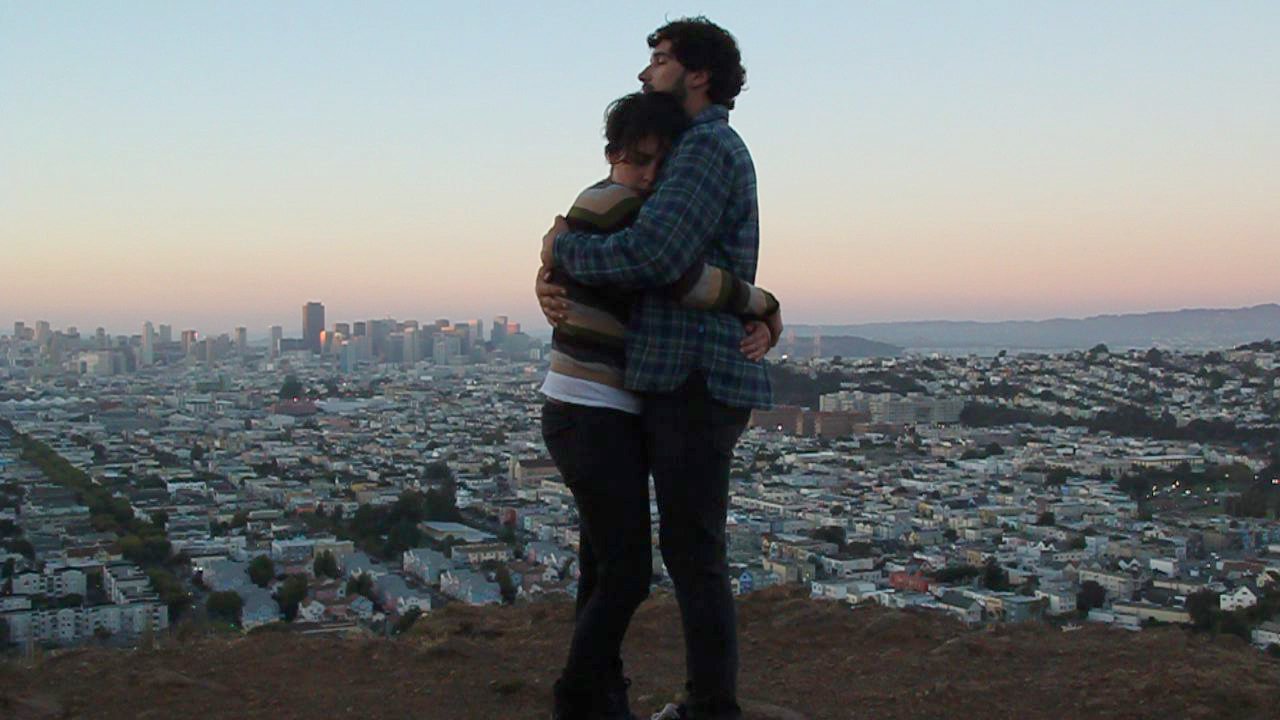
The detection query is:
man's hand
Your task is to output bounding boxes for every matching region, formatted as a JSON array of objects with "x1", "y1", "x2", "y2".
[
  {"x1": 535, "y1": 266, "x2": 569, "y2": 327},
  {"x1": 765, "y1": 308, "x2": 784, "y2": 348},
  {"x1": 740, "y1": 320, "x2": 773, "y2": 361},
  {"x1": 540, "y1": 215, "x2": 569, "y2": 268}
]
